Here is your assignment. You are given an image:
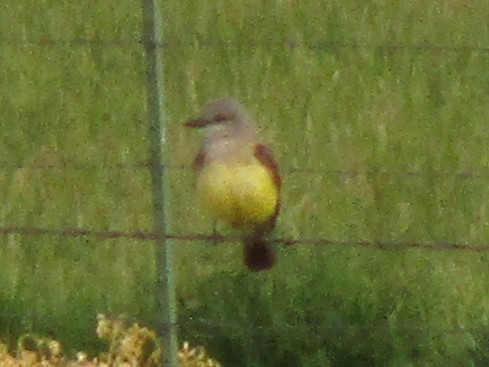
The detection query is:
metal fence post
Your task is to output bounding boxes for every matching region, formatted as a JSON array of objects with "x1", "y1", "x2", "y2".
[{"x1": 141, "y1": 0, "x2": 178, "y2": 366}]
